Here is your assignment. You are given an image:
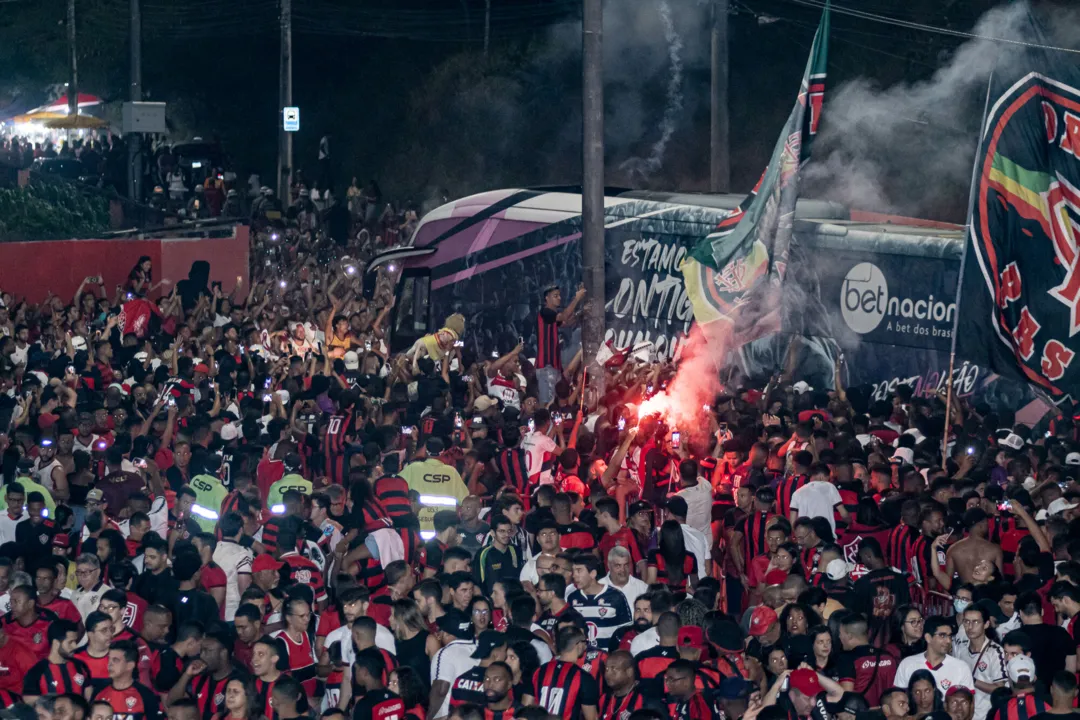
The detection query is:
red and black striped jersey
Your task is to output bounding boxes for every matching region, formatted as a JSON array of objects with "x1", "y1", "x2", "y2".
[
  {"x1": 0, "y1": 690, "x2": 19, "y2": 705},
  {"x1": 637, "y1": 645, "x2": 680, "y2": 688},
  {"x1": 481, "y1": 701, "x2": 523, "y2": 720},
  {"x1": 647, "y1": 550, "x2": 698, "y2": 592},
  {"x1": 92, "y1": 681, "x2": 164, "y2": 720},
  {"x1": 323, "y1": 411, "x2": 354, "y2": 486},
  {"x1": 578, "y1": 647, "x2": 607, "y2": 686},
  {"x1": 532, "y1": 659, "x2": 600, "y2": 720},
  {"x1": 557, "y1": 522, "x2": 596, "y2": 551},
  {"x1": 987, "y1": 692, "x2": 1051, "y2": 720},
  {"x1": 536, "y1": 307, "x2": 562, "y2": 371},
  {"x1": 189, "y1": 670, "x2": 244, "y2": 720},
  {"x1": 776, "y1": 474, "x2": 808, "y2": 519},
  {"x1": 73, "y1": 649, "x2": 111, "y2": 693},
  {"x1": 398, "y1": 526, "x2": 423, "y2": 568},
  {"x1": 599, "y1": 687, "x2": 650, "y2": 720},
  {"x1": 373, "y1": 475, "x2": 412, "y2": 519},
  {"x1": 667, "y1": 692, "x2": 717, "y2": 720},
  {"x1": 886, "y1": 524, "x2": 917, "y2": 574},
  {"x1": 354, "y1": 556, "x2": 386, "y2": 590},
  {"x1": 736, "y1": 511, "x2": 774, "y2": 562},
  {"x1": 496, "y1": 448, "x2": 530, "y2": 501},
  {"x1": 279, "y1": 552, "x2": 327, "y2": 604},
  {"x1": 260, "y1": 515, "x2": 284, "y2": 554},
  {"x1": 23, "y1": 658, "x2": 92, "y2": 696},
  {"x1": 253, "y1": 677, "x2": 278, "y2": 719}
]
